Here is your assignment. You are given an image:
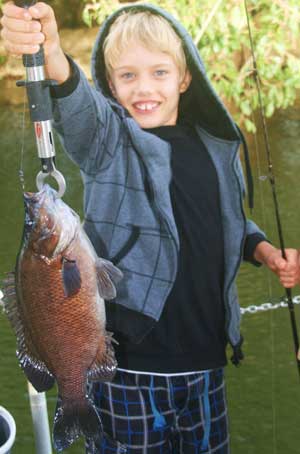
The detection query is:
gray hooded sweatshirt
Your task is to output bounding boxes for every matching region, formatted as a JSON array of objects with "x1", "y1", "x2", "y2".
[{"x1": 52, "y1": 3, "x2": 266, "y2": 356}]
